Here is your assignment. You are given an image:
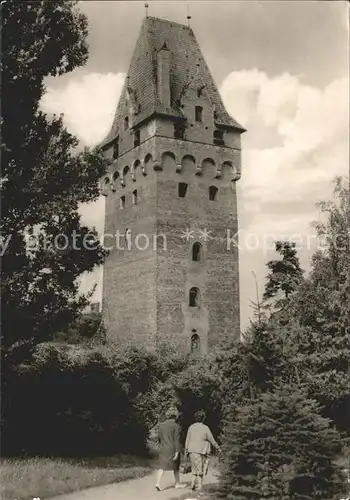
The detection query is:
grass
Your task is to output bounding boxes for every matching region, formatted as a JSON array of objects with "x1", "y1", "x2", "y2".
[{"x1": 0, "y1": 455, "x2": 153, "y2": 500}]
